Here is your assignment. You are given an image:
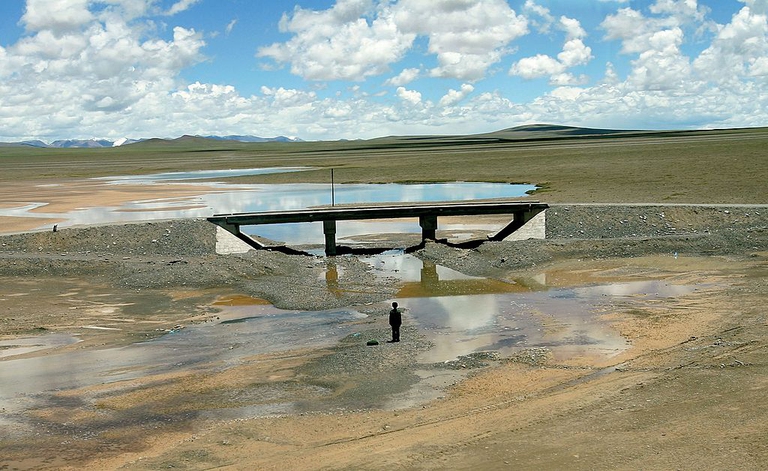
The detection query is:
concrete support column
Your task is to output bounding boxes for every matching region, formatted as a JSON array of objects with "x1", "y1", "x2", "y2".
[
  {"x1": 323, "y1": 219, "x2": 337, "y2": 256},
  {"x1": 419, "y1": 215, "x2": 438, "y2": 240},
  {"x1": 219, "y1": 222, "x2": 241, "y2": 237}
]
